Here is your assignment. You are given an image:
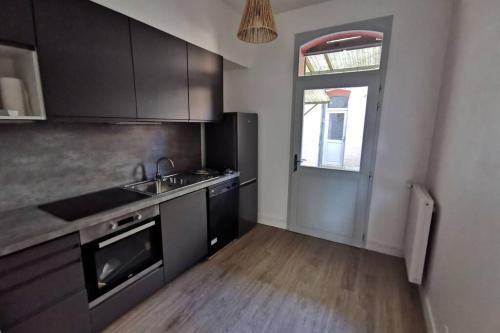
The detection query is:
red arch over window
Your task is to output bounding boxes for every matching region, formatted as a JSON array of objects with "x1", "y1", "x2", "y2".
[
  {"x1": 300, "y1": 30, "x2": 383, "y2": 55},
  {"x1": 326, "y1": 89, "x2": 351, "y2": 98}
]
